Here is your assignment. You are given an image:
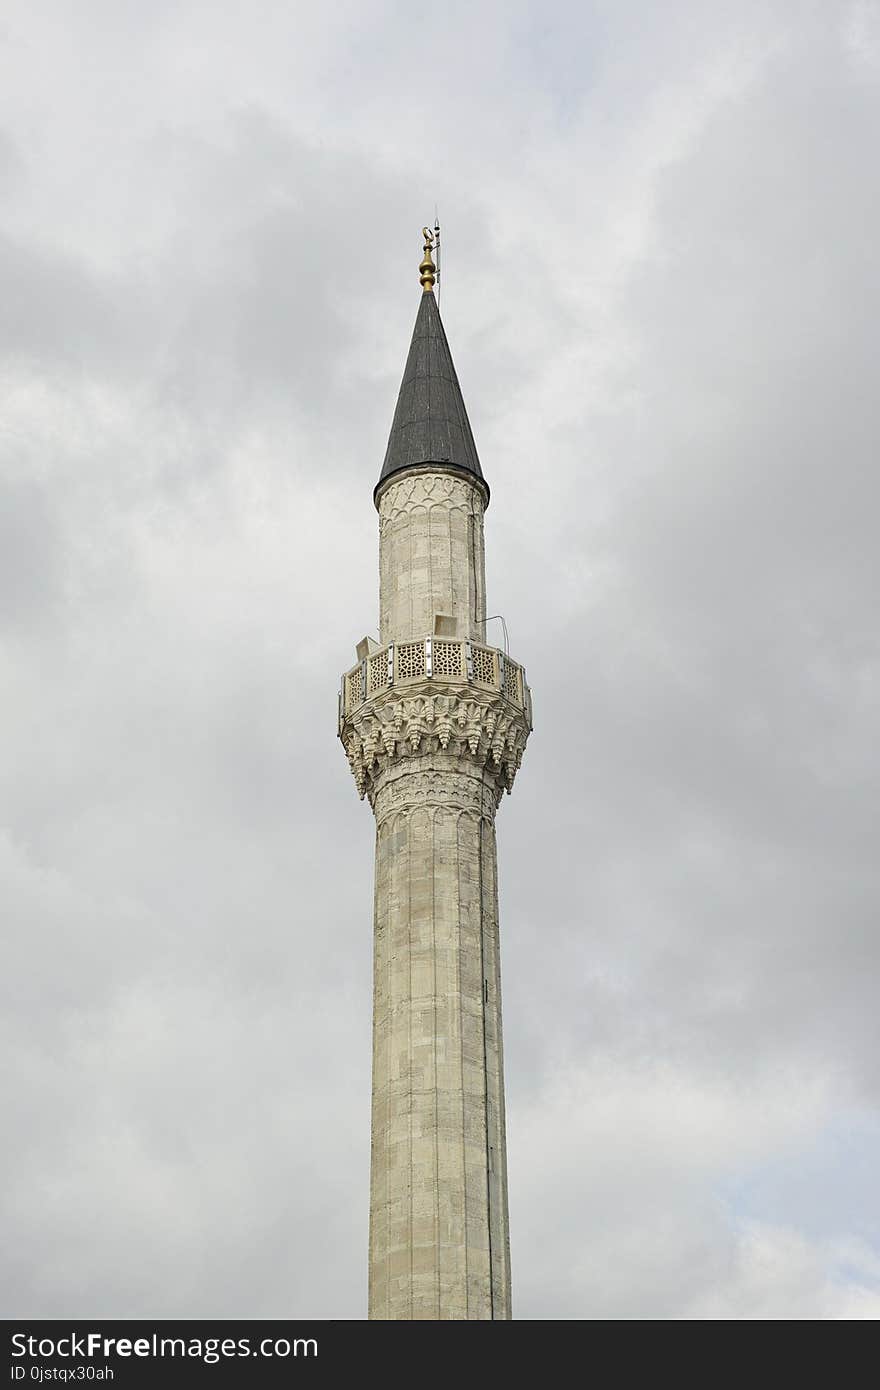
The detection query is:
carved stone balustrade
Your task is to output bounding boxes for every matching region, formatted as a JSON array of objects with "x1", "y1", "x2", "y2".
[{"x1": 338, "y1": 636, "x2": 533, "y2": 805}]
